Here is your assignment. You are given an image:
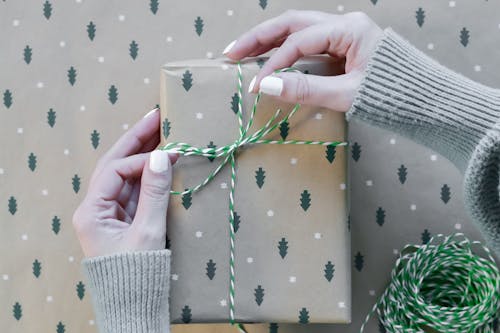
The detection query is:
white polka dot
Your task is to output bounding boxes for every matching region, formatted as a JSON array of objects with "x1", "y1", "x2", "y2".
[
  {"x1": 290, "y1": 157, "x2": 298, "y2": 165},
  {"x1": 410, "y1": 204, "x2": 417, "y2": 211},
  {"x1": 314, "y1": 232, "x2": 322, "y2": 239},
  {"x1": 17, "y1": 128, "x2": 23, "y2": 134},
  {"x1": 144, "y1": 78, "x2": 150, "y2": 84},
  {"x1": 366, "y1": 180, "x2": 373, "y2": 186},
  {"x1": 171, "y1": 274, "x2": 179, "y2": 280},
  {"x1": 36, "y1": 82, "x2": 44, "y2": 88},
  {"x1": 21, "y1": 234, "x2": 28, "y2": 240},
  {"x1": 195, "y1": 231, "x2": 203, "y2": 238},
  {"x1": 454, "y1": 223, "x2": 462, "y2": 230},
  {"x1": 59, "y1": 41, "x2": 66, "y2": 48},
  {"x1": 430, "y1": 154, "x2": 437, "y2": 161},
  {"x1": 389, "y1": 138, "x2": 396, "y2": 144},
  {"x1": 88, "y1": 320, "x2": 95, "y2": 326},
  {"x1": 227, "y1": 10, "x2": 234, "y2": 16},
  {"x1": 393, "y1": 249, "x2": 399, "y2": 255},
  {"x1": 2, "y1": 274, "x2": 9, "y2": 280},
  {"x1": 206, "y1": 52, "x2": 214, "y2": 59},
  {"x1": 42, "y1": 189, "x2": 49, "y2": 196},
  {"x1": 340, "y1": 183, "x2": 346, "y2": 190},
  {"x1": 220, "y1": 182, "x2": 227, "y2": 189},
  {"x1": 474, "y1": 65, "x2": 481, "y2": 72},
  {"x1": 12, "y1": 19, "x2": 20, "y2": 27},
  {"x1": 246, "y1": 257, "x2": 253, "y2": 263},
  {"x1": 337, "y1": 5, "x2": 344, "y2": 11},
  {"x1": 369, "y1": 290, "x2": 375, "y2": 296},
  {"x1": 221, "y1": 64, "x2": 229, "y2": 71},
  {"x1": 122, "y1": 124, "x2": 129, "y2": 130},
  {"x1": 46, "y1": 296, "x2": 53, "y2": 302},
  {"x1": 68, "y1": 256, "x2": 74, "y2": 262},
  {"x1": 118, "y1": 14, "x2": 125, "y2": 21},
  {"x1": 220, "y1": 299, "x2": 227, "y2": 306},
  {"x1": 98, "y1": 56, "x2": 104, "y2": 63},
  {"x1": 315, "y1": 113, "x2": 323, "y2": 120},
  {"x1": 427, "y1": 43, "x2": 434, "y2": 50},
  {"x1": 196, "y1": 112, "x2": 203, "y2": 119},
  {"x1": 80, "y1": 105, "x2": 86, "y2": 111},
  {"x1": 267, "y1": 210, "x2": 274, "y2": 217},
  {"x1": 0, "y1": 168, "x2": 4, "y2": 175},
  {"x1": 289, "y1": 276, "x2": 296, "y2": 283},
  {"x1": 449, "y1": 1, "x2": 456, "y2": 7},
  {"x1": 338, "y1": 301, "x2": 346, "y2": 308},
  {"x1": 166, "y1": 36, "x2": 173, "y2": 43},
  {"x1": 64, "y1": 149, "x2": 70, "y2": 155}
]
